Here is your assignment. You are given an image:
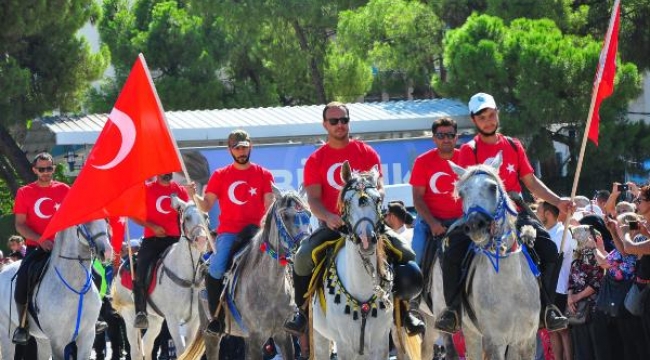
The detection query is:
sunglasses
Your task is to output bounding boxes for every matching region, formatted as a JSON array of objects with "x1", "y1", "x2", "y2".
[
  {"x1": 433, "y1": 132, "x2": 457, "y2": 140},
  {"x1": 326, "y1": 117, "x2": 350, "y2": 126},
  {"x1": 36, "y1": 166, "x2": 54, "y2": 173},
  {"x1": 634, "y1": 197, "x2": 648, "y2": 204}
]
